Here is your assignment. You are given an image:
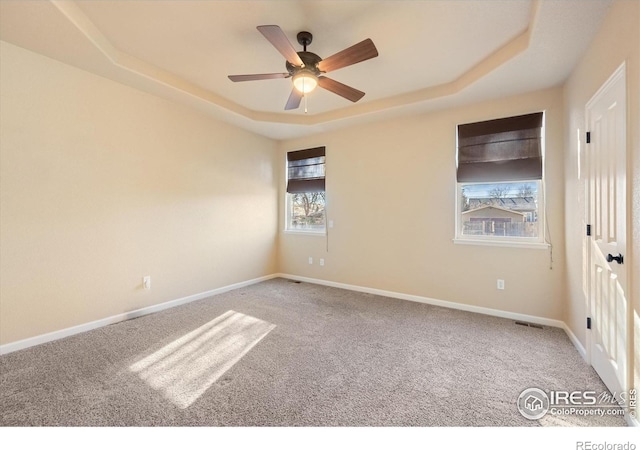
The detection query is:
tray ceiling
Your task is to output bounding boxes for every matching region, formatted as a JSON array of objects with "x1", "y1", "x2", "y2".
[{"x1": 0, "y1": 0, "x2": 613, "y2": 139}]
